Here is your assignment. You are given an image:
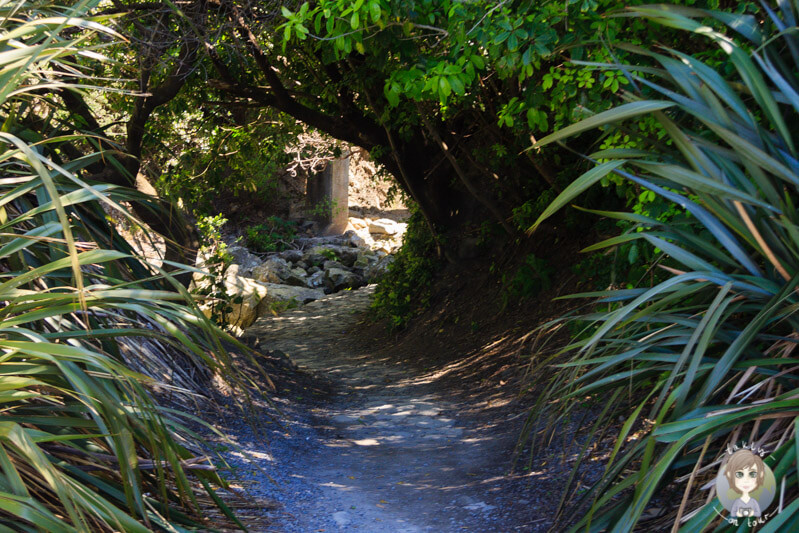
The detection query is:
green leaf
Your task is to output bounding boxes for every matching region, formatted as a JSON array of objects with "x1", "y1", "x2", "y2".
[
  {"x1": 533, "y1": 101, "x2": 675, "y2": 149},
  {"x1": 528, "y1": 160, "x2": 626, "y2": 232},
  {"x1": 439, "y1": 76, "x2": 451, "y2": 98},
  {"x1": 369, "y1": 1, "x2": 381, "y2": 23}
]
